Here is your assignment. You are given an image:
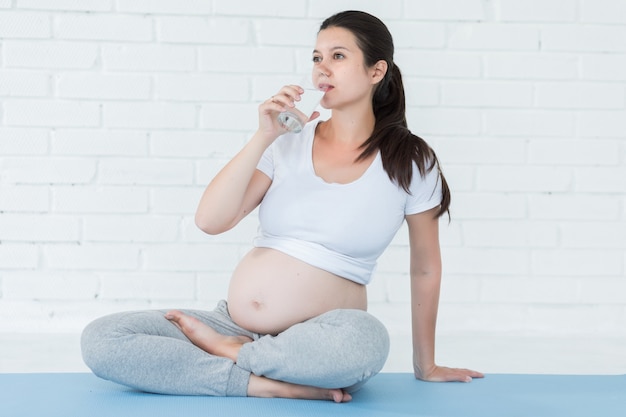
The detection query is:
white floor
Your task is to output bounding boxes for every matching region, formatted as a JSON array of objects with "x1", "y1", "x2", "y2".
[{"x1": 1, "y1": 332, "x2": 625, "y2": 375}]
